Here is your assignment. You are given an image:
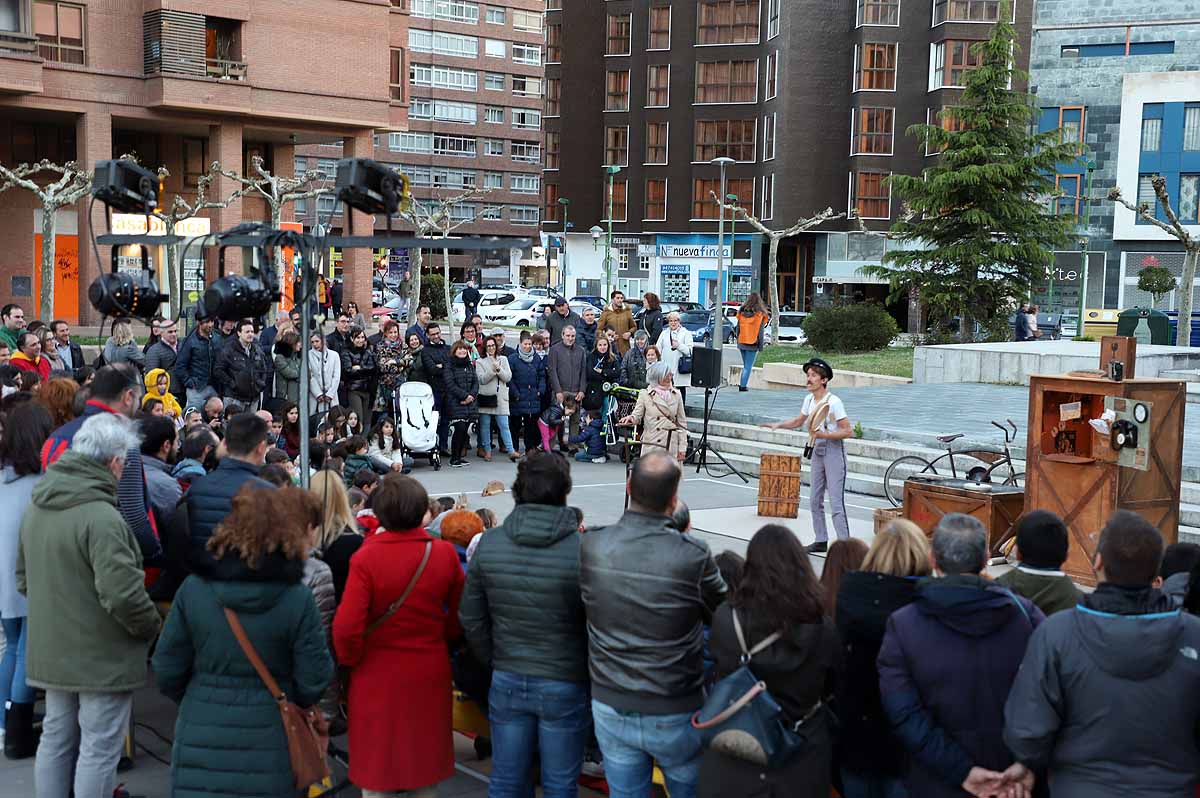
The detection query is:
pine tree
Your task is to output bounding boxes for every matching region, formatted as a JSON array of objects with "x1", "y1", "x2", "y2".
[{"x1": 863, "y1": 6, "x2": 1080, "y2": 340}]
